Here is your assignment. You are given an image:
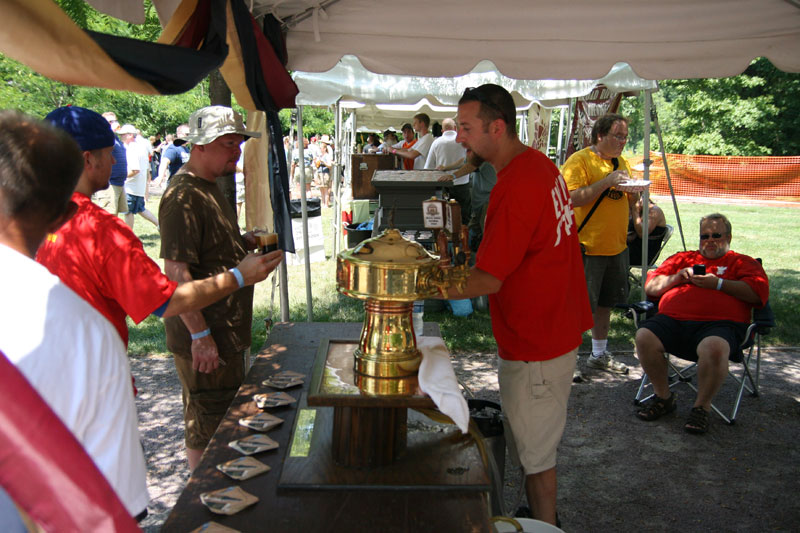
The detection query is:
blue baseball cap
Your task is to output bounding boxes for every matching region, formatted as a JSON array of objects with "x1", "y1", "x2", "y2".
[{"x1": 45, "y1": 106, "x2": 115, "y2": 152}]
